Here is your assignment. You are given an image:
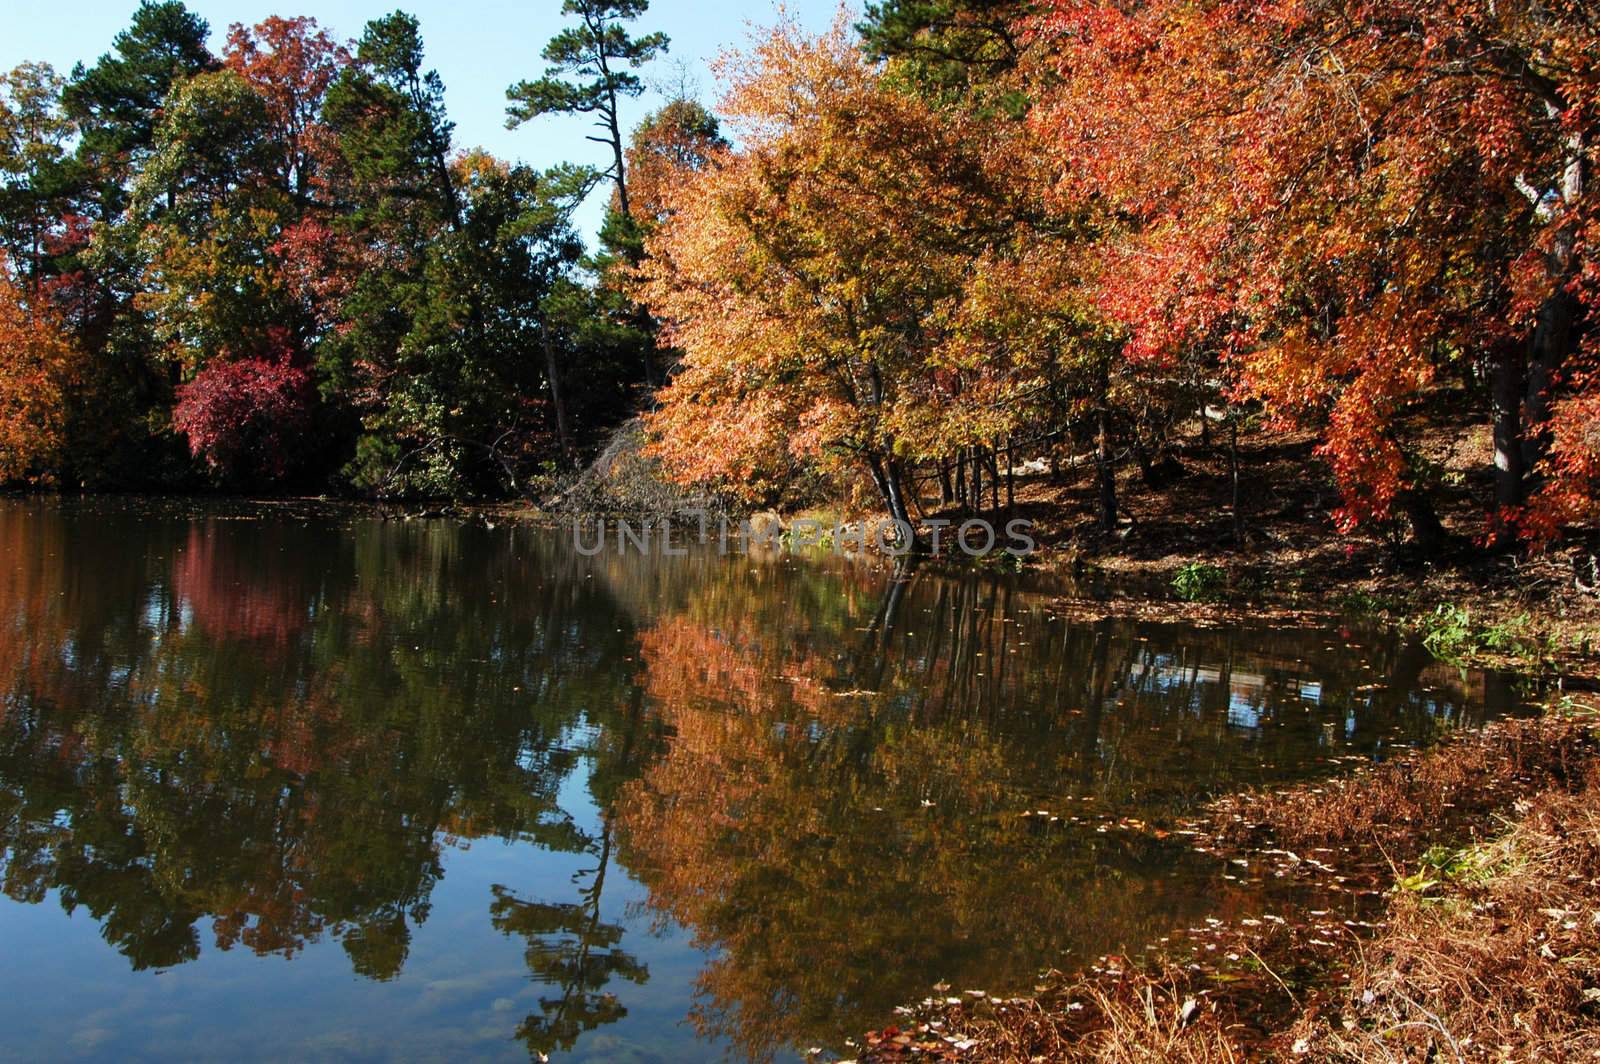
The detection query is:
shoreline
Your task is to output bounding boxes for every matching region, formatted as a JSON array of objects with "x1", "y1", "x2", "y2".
[{"x1": 8, "y1": 488, "x2": 1599, "y2": 680}]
